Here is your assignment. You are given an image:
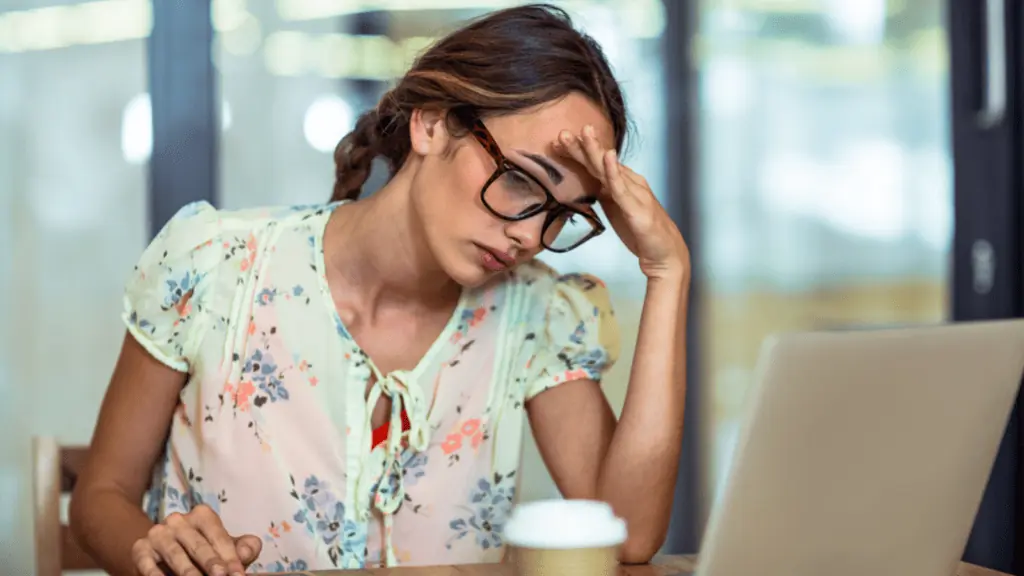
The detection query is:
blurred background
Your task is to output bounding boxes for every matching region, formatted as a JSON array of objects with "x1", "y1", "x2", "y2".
[{"x1": 0, "y1": 0, "x2": 1004, "y2": 573}]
